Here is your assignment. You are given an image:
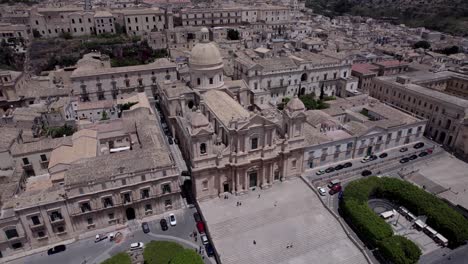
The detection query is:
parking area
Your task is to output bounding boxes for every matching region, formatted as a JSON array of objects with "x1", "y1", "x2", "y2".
[
  {"x1": 199, "y1": 178, "x2": 367, "y2": 264},
  {"x1": 404, "y1": 151, "x2": 468, "y2": 210}
]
